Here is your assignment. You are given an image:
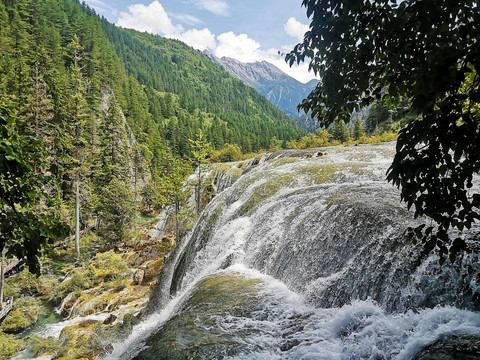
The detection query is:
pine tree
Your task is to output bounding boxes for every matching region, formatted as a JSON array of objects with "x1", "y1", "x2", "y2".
[
  {"x1": 352, "y1": 116, "x2": 365, "y2": 140},
  {"x1": 190, "y1": 129, "x2": 210, "y2": 215},
  {"x1": 164, "y1": 157, "x2": 192, "y2": 240},
  {"x1": 97, "y1": 96, "x2": 129, "y2": 184},
  {"x1": 65, "y1": 34, "x2": 90, "y2": 258},
  {"x1": 22, "y1": 65, "x2": 54, "y2": 172},
  {"x1": 330, "y1": 120, "x2": 350, "y2": 143},
  {"x1": 132, "y1": 142, "x2": 151, "y2": 205}
]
